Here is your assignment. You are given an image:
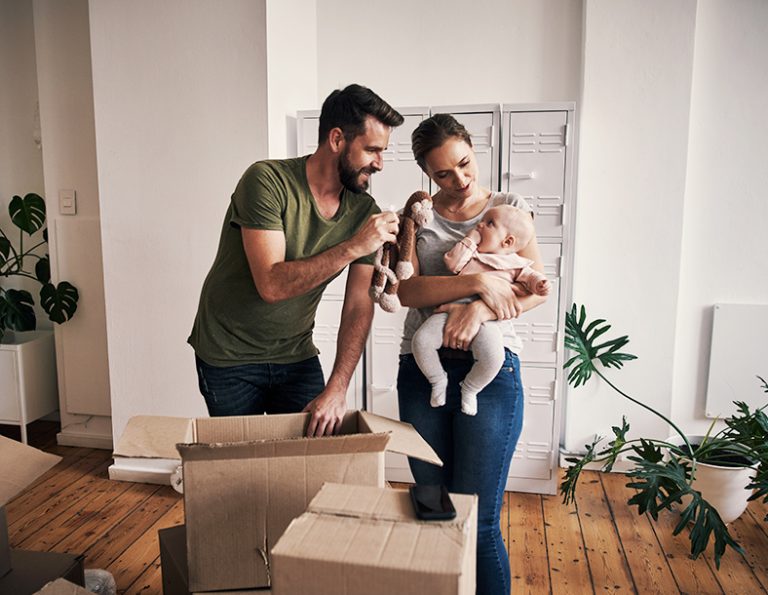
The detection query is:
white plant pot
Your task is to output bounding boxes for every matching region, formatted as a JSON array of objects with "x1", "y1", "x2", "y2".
[{"x1": 670, "y1": 435, "x2": 757, "y2": 524}]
